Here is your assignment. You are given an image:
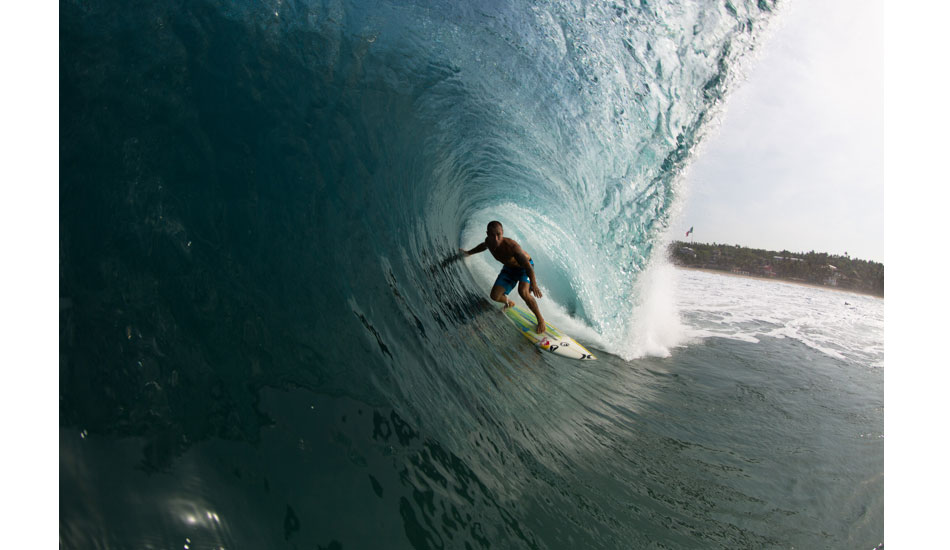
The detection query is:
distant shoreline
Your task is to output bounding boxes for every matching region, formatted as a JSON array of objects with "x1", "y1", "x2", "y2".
[
  {"x1": 676, "y1": 266, "x2": 884, "y2": 299},
  {"x1": 668, "y1": 240, "x2": 883, "y2": 297}
]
